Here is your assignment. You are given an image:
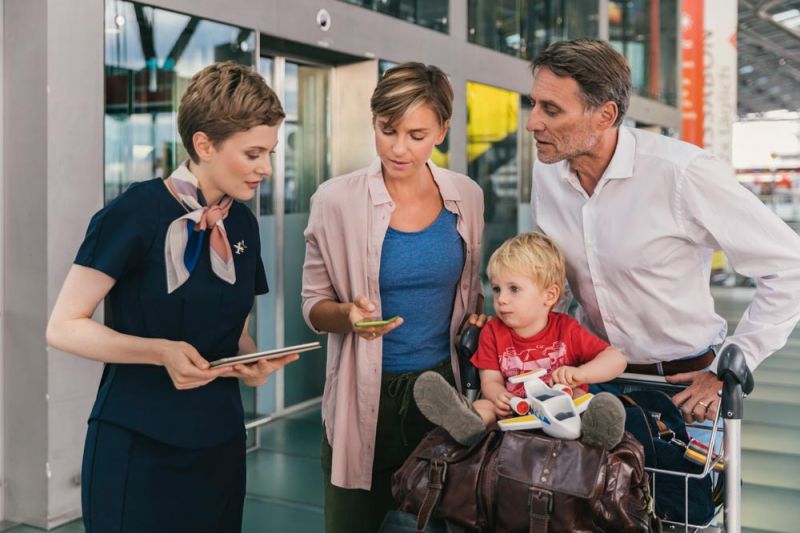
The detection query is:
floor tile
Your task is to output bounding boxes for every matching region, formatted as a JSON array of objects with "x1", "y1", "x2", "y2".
[
  {"x1": 242, "y1": 495, "x2": 323, "y2": 533},
  {"x1": 742, "y1": 483, "x2": 800, "y2": 533},
  {"x1": 258, "y1": 418, "x2": 323, "y2": 459},
  {"x1": 3, "y1": 521, "x2": 84, "y2": 533},
  {"x1": 742, "y1": 422, "x2": 800, "y2": 456},
  {"x1": 246, "y1": 449, "x2": 324, "y2": 508},
  {"x1": 742, "y1": 449, "x2": 800, "y2": 490}
]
